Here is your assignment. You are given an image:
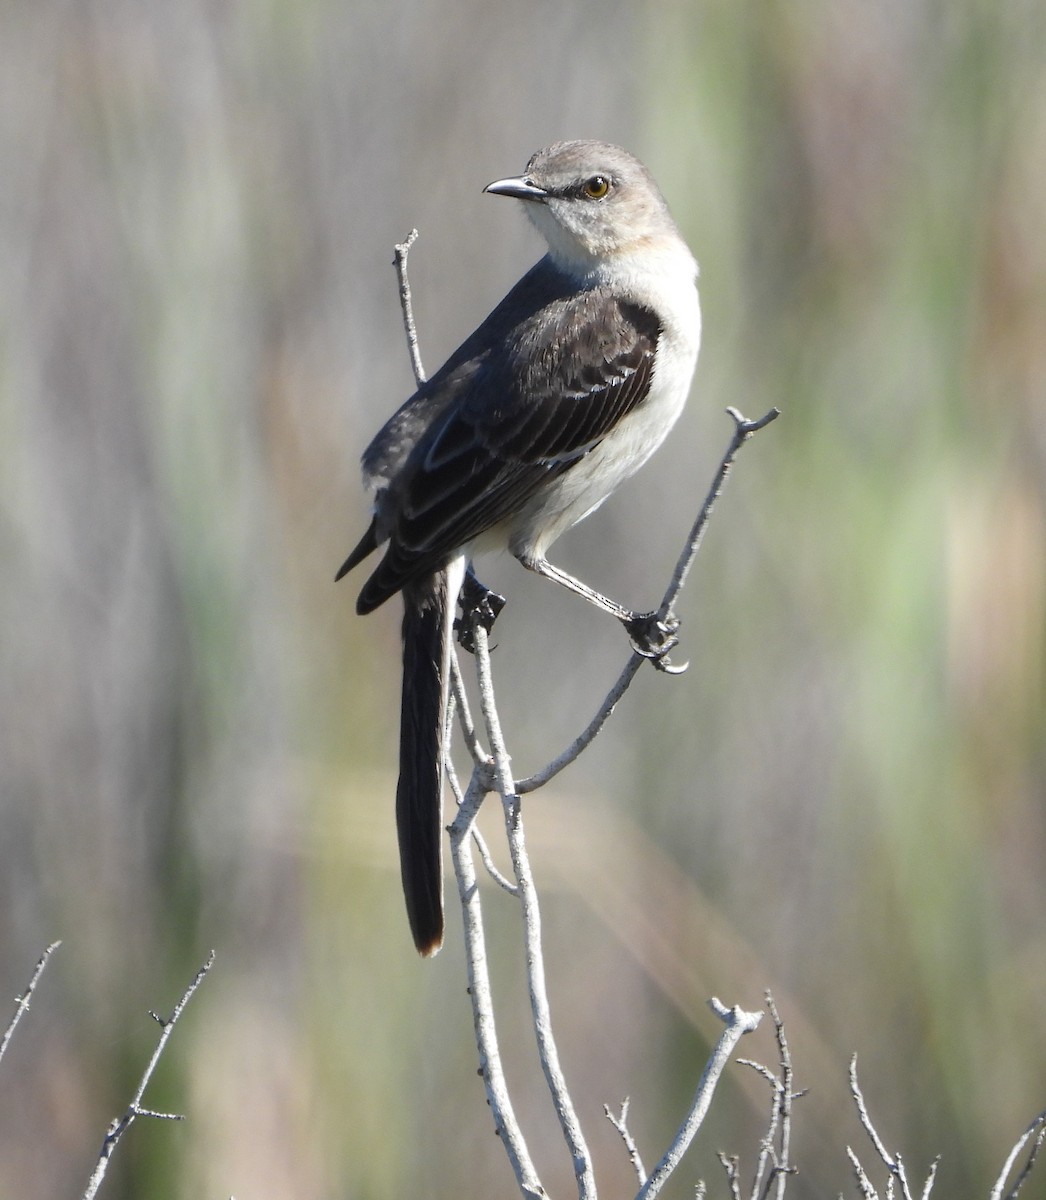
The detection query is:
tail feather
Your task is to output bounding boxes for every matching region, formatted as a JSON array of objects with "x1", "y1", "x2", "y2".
[
  {"x1": 335, "y1": 518, "x2": 378, "y2": 582},
  {"x1": 397, "y1": 564, "x2": 460, "y2": 955}
]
